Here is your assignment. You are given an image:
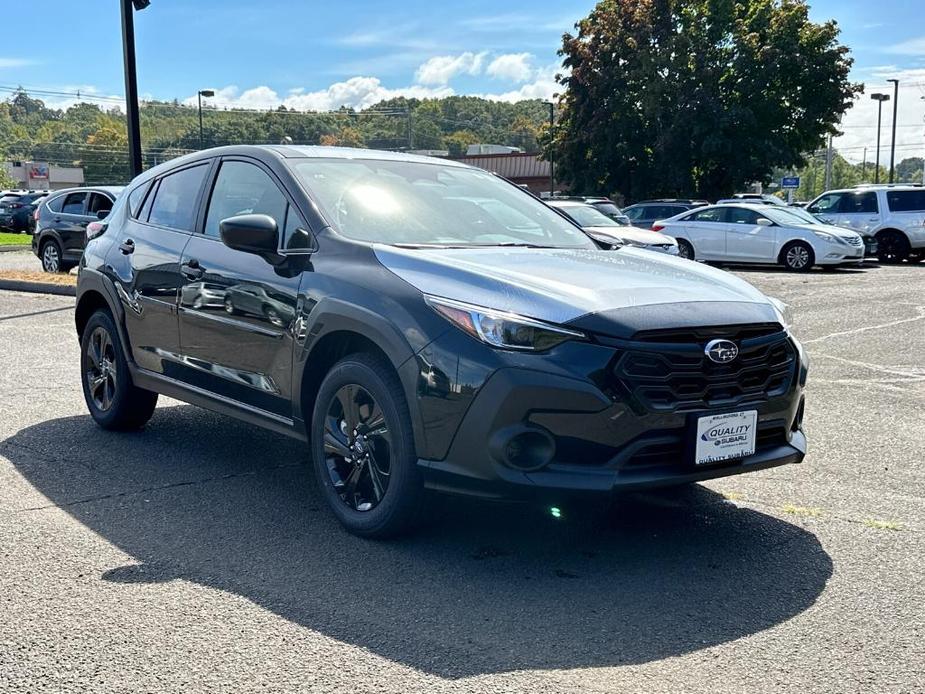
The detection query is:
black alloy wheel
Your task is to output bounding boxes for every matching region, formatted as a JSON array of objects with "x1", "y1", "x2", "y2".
[
  {"x1": 84, "y1": 326, "x2": 118, "y2": 412},
  {"x1": 311, "y1": 353, "x2": 423, "y2": 538},
  {"x1": 323, "y1": 384, "x2": 392, "y2": 512},
  {"x1": 877, "y1": 231, "x2": 910, "y2": 264},
  {"x1": 677, "y1": 238, "x2": 695, "y2": 260}
]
